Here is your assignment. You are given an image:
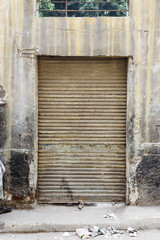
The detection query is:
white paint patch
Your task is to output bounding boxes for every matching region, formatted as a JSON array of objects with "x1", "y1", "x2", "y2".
[
  {"x1": 157, "y1": 39, "x2": 160, "y2": 45},
  {"x1": 152, "y1": 64, "x2": 160, "y2": 73},
  {"x1": 129, "y1": 188, "x2": 139, "y2": 205}
]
